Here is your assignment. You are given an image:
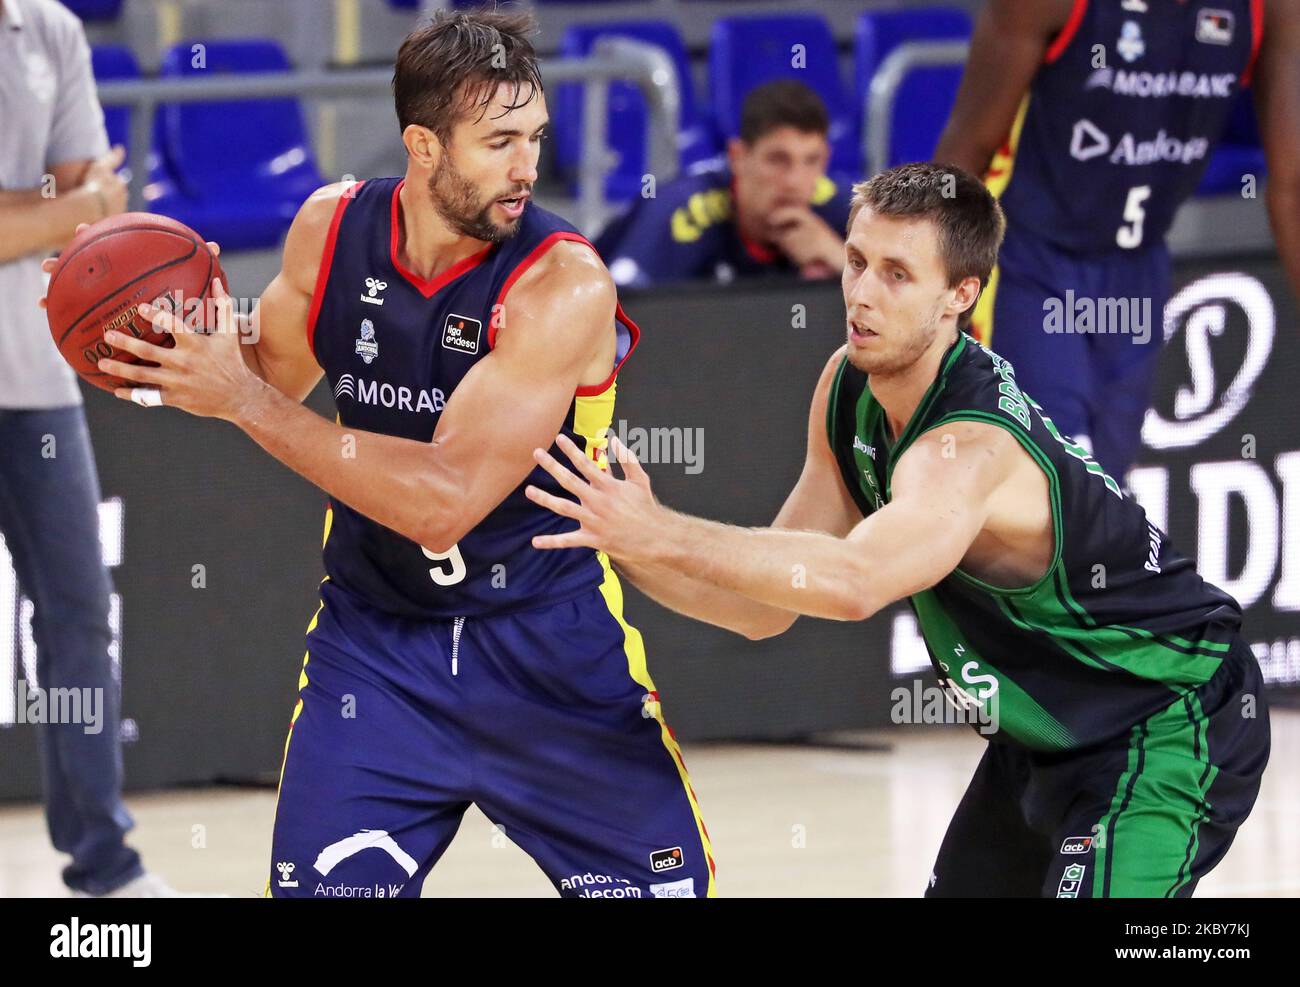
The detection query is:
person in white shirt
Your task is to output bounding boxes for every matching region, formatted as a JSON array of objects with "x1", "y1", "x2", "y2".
[{"x1": 0, "y1": 0, "x2": 177, "y2": 897}]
